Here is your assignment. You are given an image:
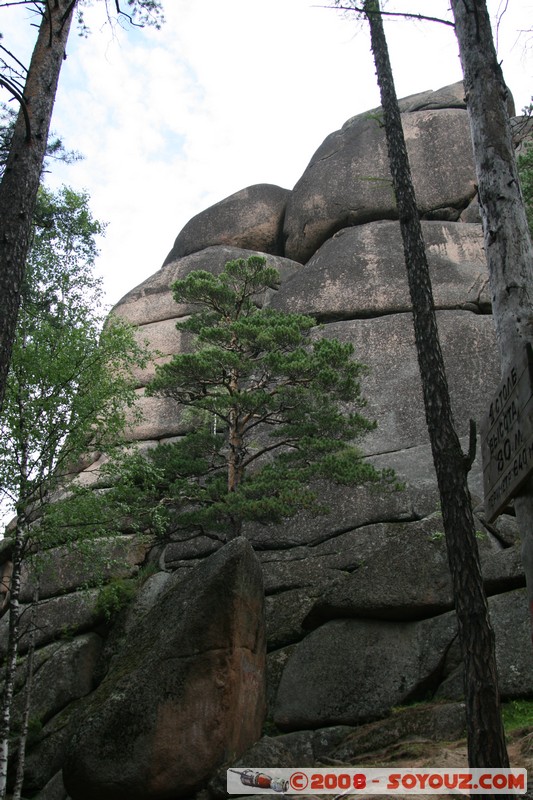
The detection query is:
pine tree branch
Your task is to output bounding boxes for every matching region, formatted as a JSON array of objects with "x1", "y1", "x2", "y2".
[{"x1": 0, "y1": 77, "x2": 30, "y2": 140}]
